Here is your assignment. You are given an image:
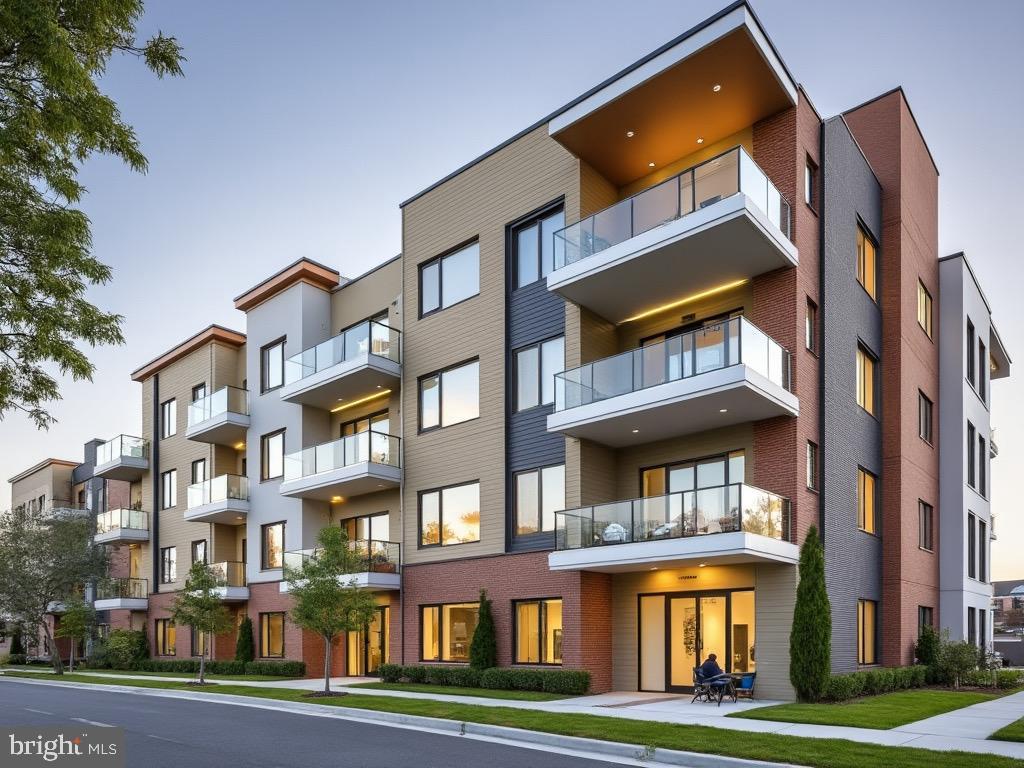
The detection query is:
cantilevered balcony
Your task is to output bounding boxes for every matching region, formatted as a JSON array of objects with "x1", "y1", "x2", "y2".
[
  {"x1": 279, "y1": 540, "x2": 401, "y2": 593},
  {"x1": 94, "y1": 508, "x2": 149, "y2": 545},
  {"x1": 549, "y1": 483, "x2": 796, "y2": 572},
  {"x1": 184, "y1": 475, "x2": 249, "y2": 524},
  {"x1": 279, "y1": 431, "x2": 400, "y2": 500},
  {"x1": 94, "y1": 577, "x2": 149, "y2": 611},
  {"x1": 42, "y1": 500, "x2": 91, "y2": 521},
  {"x1": 279, "y1": 320, "x2": 401, "y2": 410},
  {"x1": 186, "y1": 386, "x2": 249, "y2": 446},
  {"x1": 210, "y1": 561, "x2": 248, "y2": 601},
  {"x1": 547, "y1": 147, "x2": 796, "y2": 324},
  {"x1": 548, "y1": 316, "x2": 797, "y2": 447},
  {"x1": 94, "y1": 435, "x2": 149, "y2": 481}
]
